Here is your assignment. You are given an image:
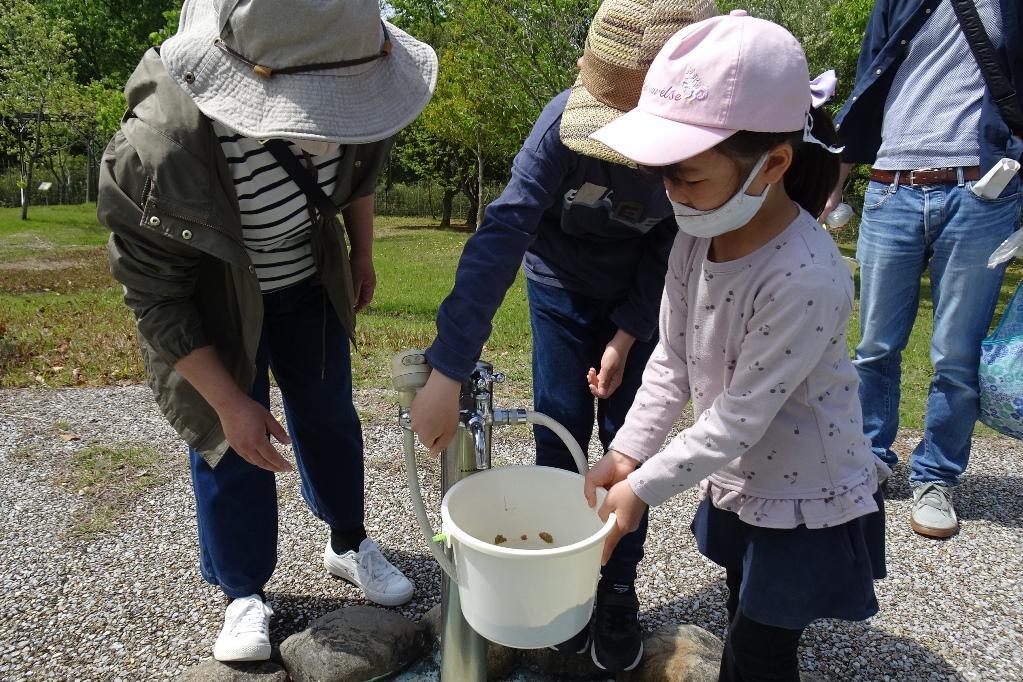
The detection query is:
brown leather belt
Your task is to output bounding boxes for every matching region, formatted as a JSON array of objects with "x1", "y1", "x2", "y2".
[{"x1": 870, "y1": 167, "x2": 981, "y2": 186}]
